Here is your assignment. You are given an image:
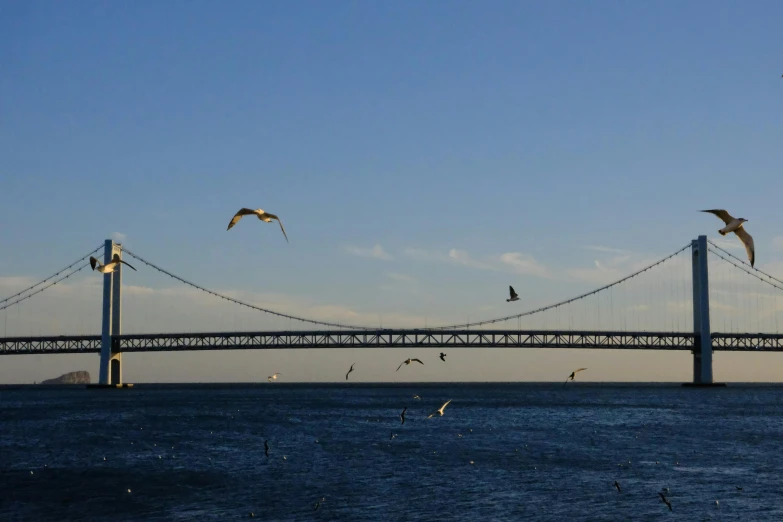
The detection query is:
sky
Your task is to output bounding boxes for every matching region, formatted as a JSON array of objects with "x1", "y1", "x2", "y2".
[{"x1": 1, "y1": 1, "x2": 782, "y2": 383}]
